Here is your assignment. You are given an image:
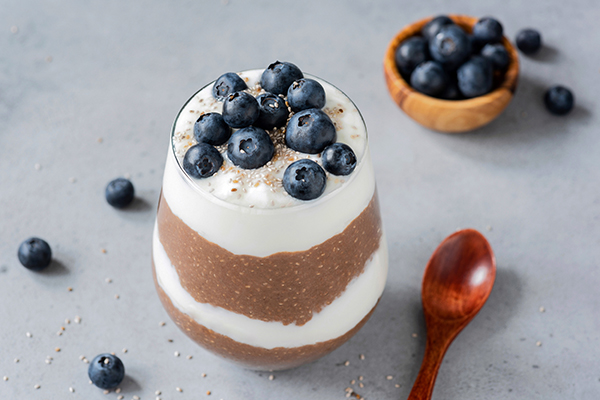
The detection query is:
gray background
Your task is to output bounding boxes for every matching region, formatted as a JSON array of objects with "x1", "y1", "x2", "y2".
[{"x1": 1, "y1": 0, "x2": 599, "y2": 399}]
